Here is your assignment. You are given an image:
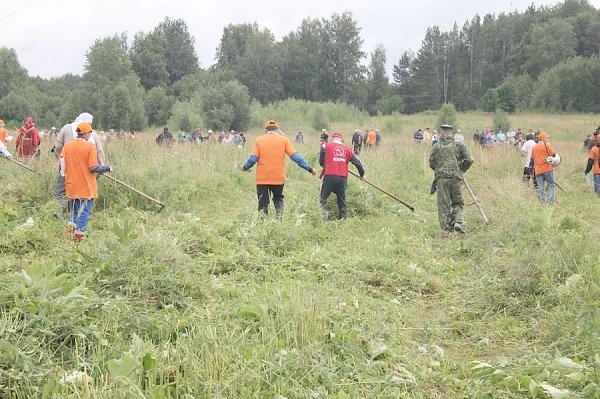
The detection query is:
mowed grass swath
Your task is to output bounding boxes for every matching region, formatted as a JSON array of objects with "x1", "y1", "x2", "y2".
[{"x1": 1, "y1": 112, "x2": 599, "y2": 398}]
